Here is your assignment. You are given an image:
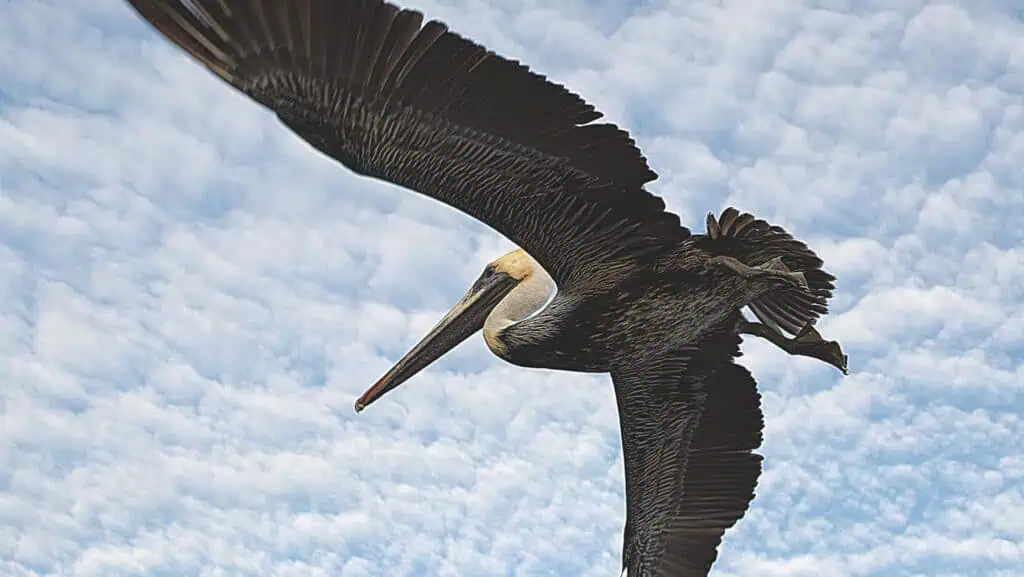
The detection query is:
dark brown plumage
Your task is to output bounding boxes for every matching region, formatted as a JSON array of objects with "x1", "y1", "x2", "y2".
[
  {"x1": 125, "y1": 0, "x2": 689, "y2": 287},
  {"x1": 122, "y1": 1, "x2": 849, "y2": 575},
  {"x1": 698, "y1": 207, "x2": 836, "y2": 336},
  {"x1": 613, "y1": 316, "x2": 763, "y2": 576}
]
